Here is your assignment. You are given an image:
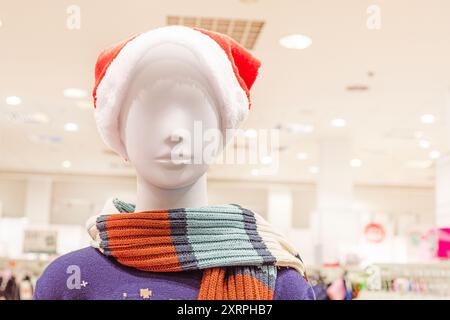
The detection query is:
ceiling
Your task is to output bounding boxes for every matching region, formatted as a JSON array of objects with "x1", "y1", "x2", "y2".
[{"x1": 0, "y1": 0, "x2": 449, "y2": 186}]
